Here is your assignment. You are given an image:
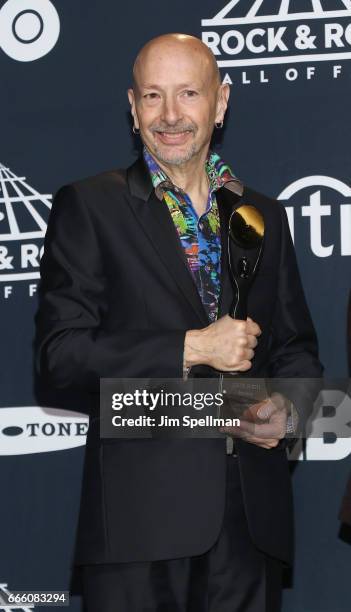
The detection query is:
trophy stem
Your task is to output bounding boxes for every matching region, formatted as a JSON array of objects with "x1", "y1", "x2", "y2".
[{"x1": 230, "y1": 288, "x2": 248, "y2": 320}]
